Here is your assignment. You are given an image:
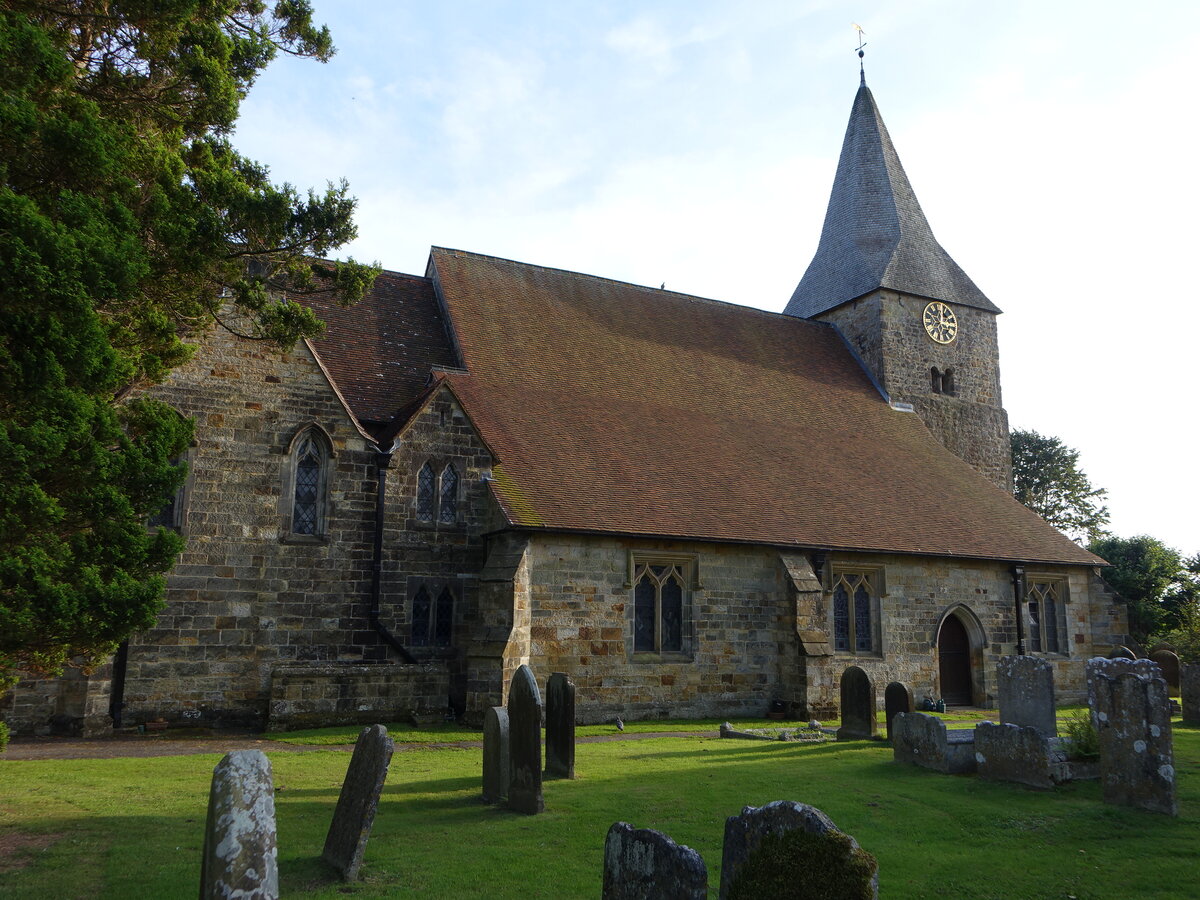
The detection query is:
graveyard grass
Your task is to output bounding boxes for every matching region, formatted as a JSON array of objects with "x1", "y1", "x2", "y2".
[{"x1": 2, "y1": 720, "x2": 1198, "y2": 899}]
